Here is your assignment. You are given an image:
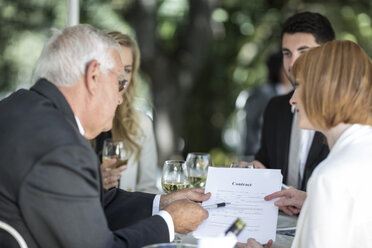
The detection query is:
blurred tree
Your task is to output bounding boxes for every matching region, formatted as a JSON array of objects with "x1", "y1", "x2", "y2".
[
  {"x1": 120, "y1": 0, "x2": 219, "y2": 162},
  {"x1": 2, "y1": 0, "x2": 372, "y2": 165},
  {"x1": 0, "y1": 0, "x2": 66, "y2": 95}
]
